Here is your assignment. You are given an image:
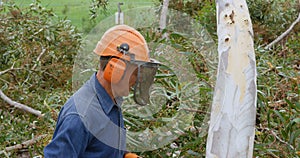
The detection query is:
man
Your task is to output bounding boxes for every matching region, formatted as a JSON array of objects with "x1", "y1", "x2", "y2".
[{"x1": 44, "y1": 25, "x2": 159, "y2": 158}]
